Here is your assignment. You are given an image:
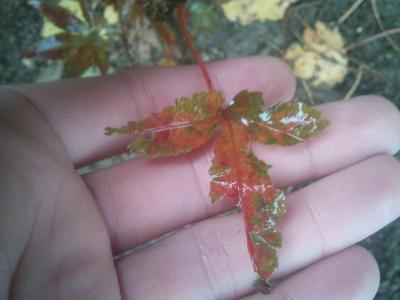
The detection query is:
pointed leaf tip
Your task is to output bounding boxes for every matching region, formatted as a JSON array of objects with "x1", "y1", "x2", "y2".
[{"x1": 254, "y1": 101, "x2": 329, "y2": 146}]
